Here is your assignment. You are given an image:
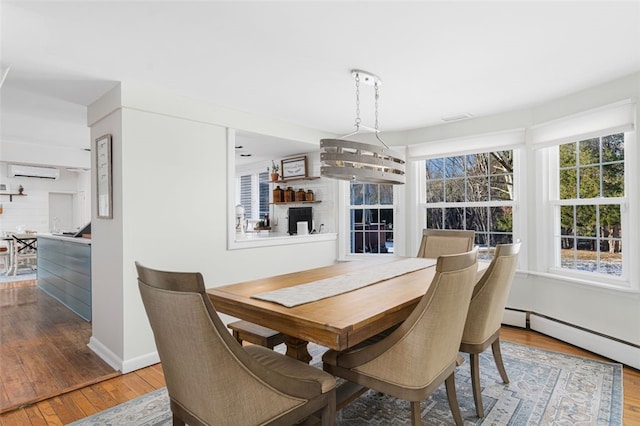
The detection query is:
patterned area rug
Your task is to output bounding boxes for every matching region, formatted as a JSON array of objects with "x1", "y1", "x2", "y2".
[{"x1": 69, "y1": 341, "x2": 622, "y2": 425}]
